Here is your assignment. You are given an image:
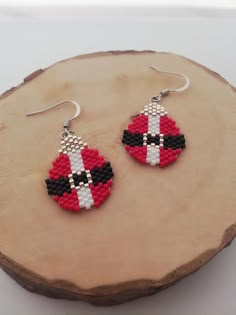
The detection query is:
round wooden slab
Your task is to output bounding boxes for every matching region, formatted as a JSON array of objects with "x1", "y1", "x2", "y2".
[{"x1": 0, "y1": 51, "x2": 235, "y2": 306}]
